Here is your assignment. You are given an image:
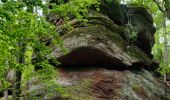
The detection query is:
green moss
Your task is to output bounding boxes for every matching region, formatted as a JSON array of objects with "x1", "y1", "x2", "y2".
[
  {"x1": 65, "y1": 78, "x2": 93, "y2": 100},
  {"x1": 87, "y1": 10, "x2": 128, "y2": 40},
  {"x1": 132, "y1": 83, "x2": 147, "y2": 99},
  {"x1": 63, "y1": 25, "x2": 126, "y2": 49},
  {"x1": 125, "y1": 46, "x2": 151, "y2": 62},
  {"x1": 132, "y1": 83, "x2": 141, "y2": 92}
]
